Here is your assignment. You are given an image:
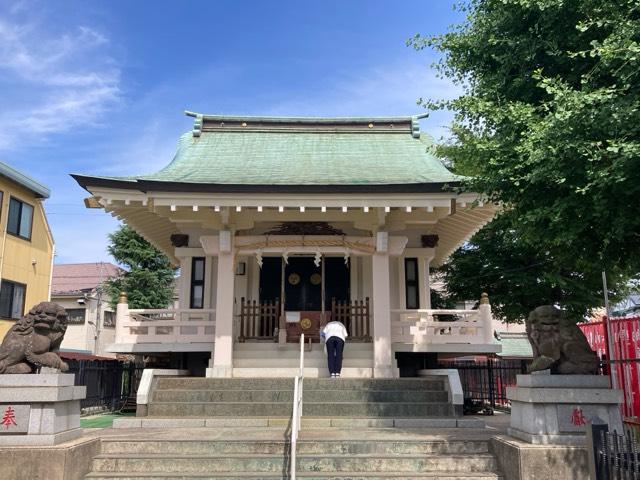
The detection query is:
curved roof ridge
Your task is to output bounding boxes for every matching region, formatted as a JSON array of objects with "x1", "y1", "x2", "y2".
[{"x1": 184, "y1": 110, "x2": 429, "y2": 123}]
